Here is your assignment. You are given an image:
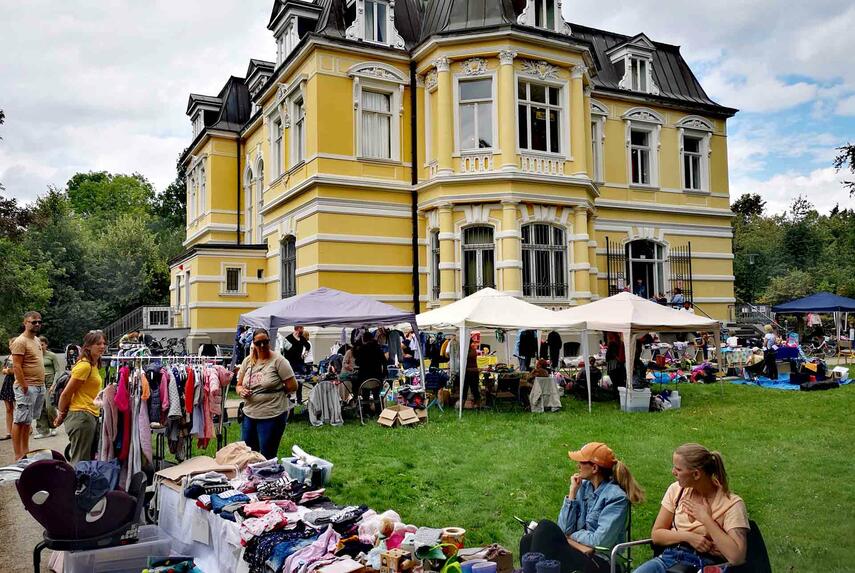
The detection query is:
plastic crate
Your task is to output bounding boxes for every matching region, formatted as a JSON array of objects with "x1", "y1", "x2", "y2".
[
  {"x1": 63, "y1": 525, "x2": 172, "y2": 573},
  {"x1": 282, "y1": 455, "x2": 334, "y2": 486},
  {"x1": 618, "y1": 387, "x2": 651, "y2": 413}
]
